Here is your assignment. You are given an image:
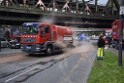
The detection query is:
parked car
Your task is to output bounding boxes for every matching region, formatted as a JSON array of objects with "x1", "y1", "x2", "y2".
[
  {"x1": 8, "y1": 39, "x2": 21, "y2": 49},
  {"x1": 0, "y1": 38, "x2": 8, "y2": 48}
]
